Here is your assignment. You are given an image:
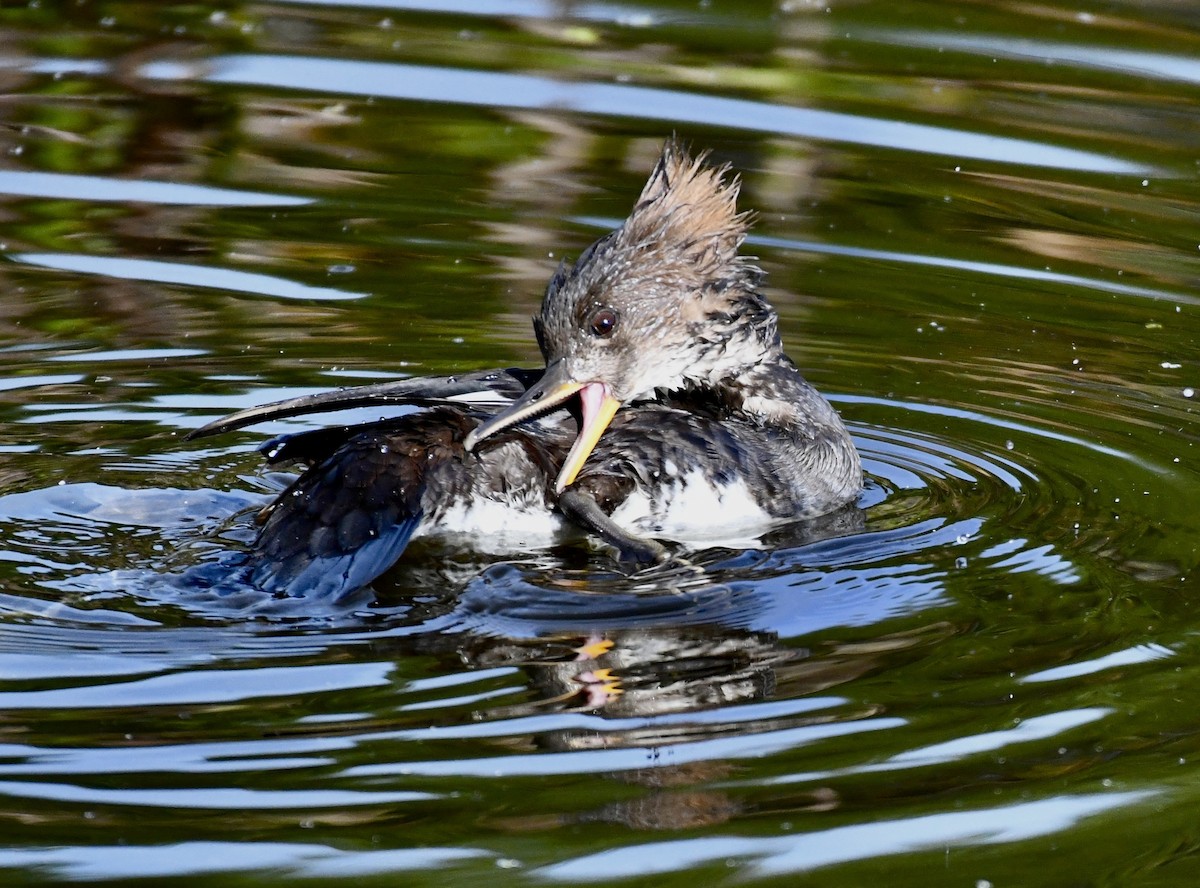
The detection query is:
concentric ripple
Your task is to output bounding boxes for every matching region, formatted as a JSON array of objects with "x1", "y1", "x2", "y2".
[{"x1": 0, "y1": 383, "x2": 1142, "y2": 639}]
